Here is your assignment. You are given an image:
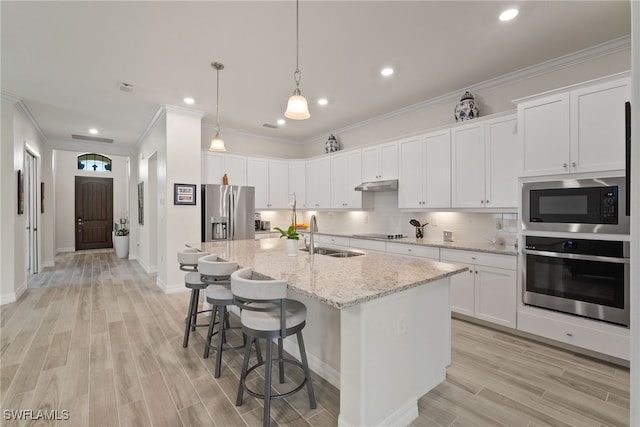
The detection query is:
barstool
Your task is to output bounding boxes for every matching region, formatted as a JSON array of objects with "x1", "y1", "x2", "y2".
[
  {"x1": 198, "y1": 254, "x2": 241, "y2": 378},
  {"x1": 178, "y1": 248, "x2": 209, "y2": 348},
  {"x1": 230, "y1": 267, "x2": 316, "y2": 427}
]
